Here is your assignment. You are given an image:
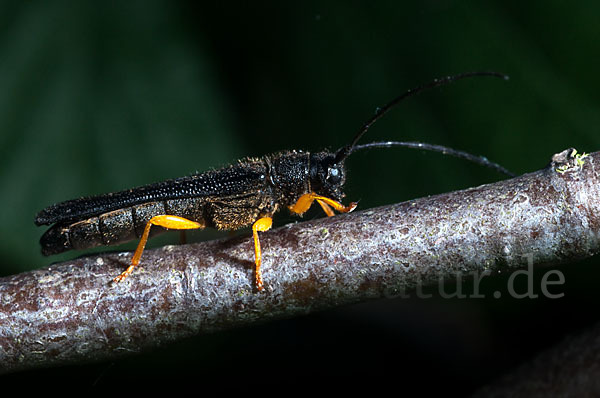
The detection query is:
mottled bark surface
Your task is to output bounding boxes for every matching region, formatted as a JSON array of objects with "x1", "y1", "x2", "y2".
[{"x1": 1, "y1": 148, "x2": 599, "y2": 375}]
